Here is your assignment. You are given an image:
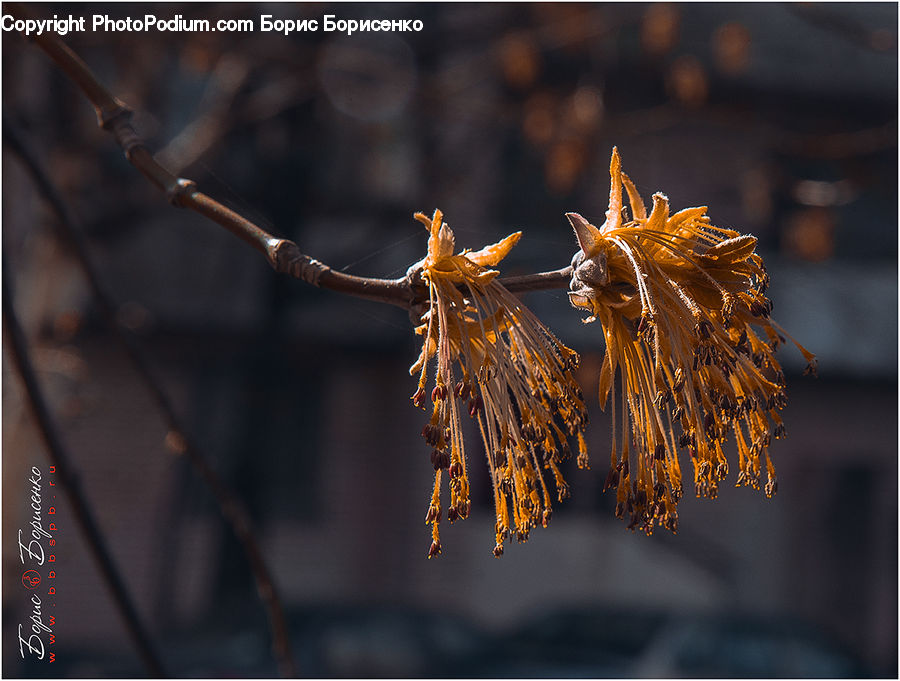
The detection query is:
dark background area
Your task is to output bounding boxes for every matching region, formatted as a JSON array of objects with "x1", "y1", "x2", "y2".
[{"x1": 2, "y1": 2, "x2": 897, "y2": 678}]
